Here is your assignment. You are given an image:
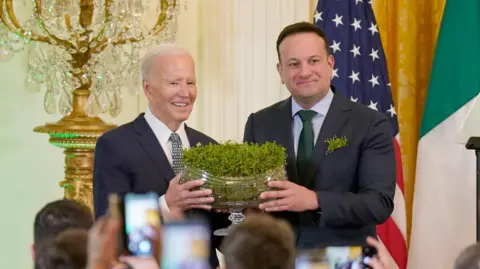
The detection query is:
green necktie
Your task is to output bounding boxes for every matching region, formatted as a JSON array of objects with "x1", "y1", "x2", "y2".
[{"x1": 296, "y1": 110, "x2": 317, "y2": 186}]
